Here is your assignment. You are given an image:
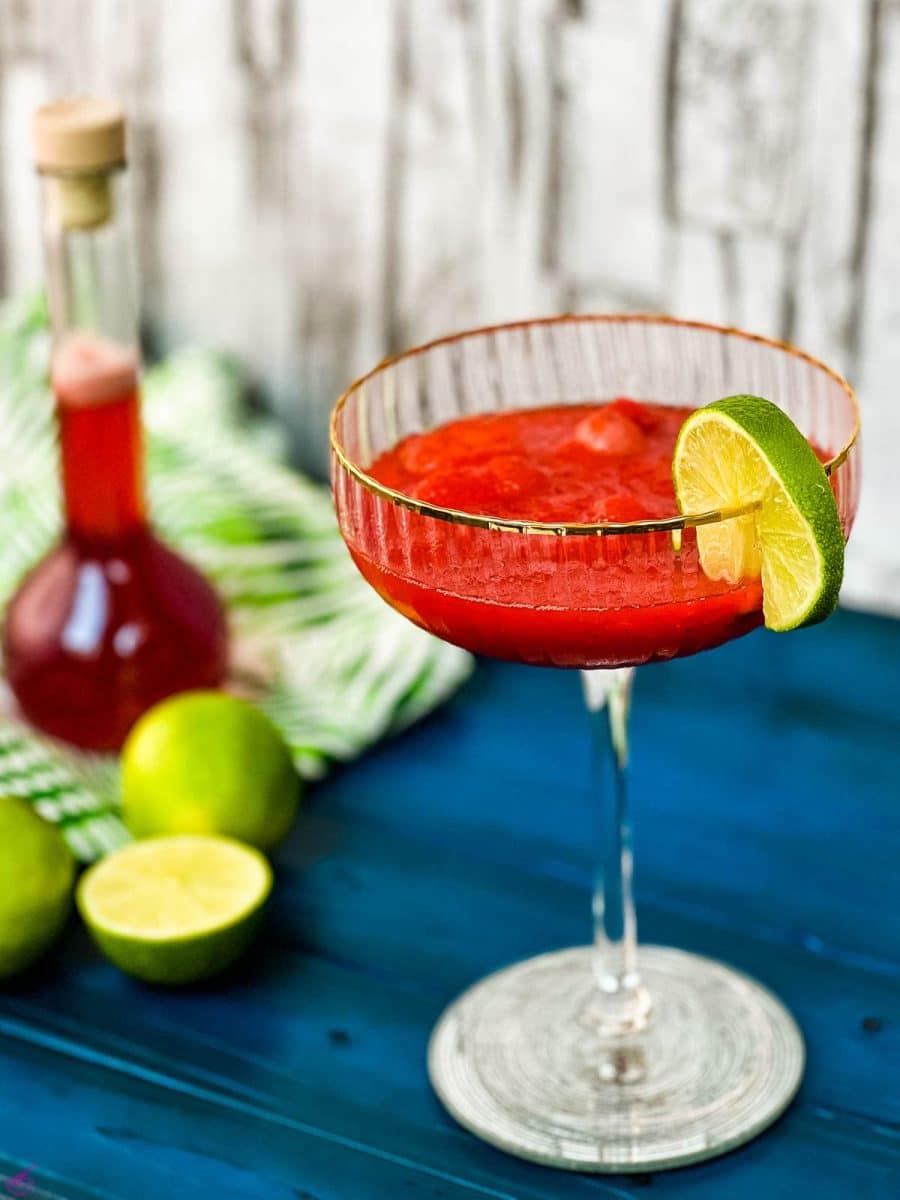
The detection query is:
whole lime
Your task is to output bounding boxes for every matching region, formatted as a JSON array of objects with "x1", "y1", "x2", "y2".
[
  {"x1": 121, "y1": 691, "x2": 301, "y2": 851},
  {"x1": 0, "y1": 796, "x2": 75, "y2": 979}
]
